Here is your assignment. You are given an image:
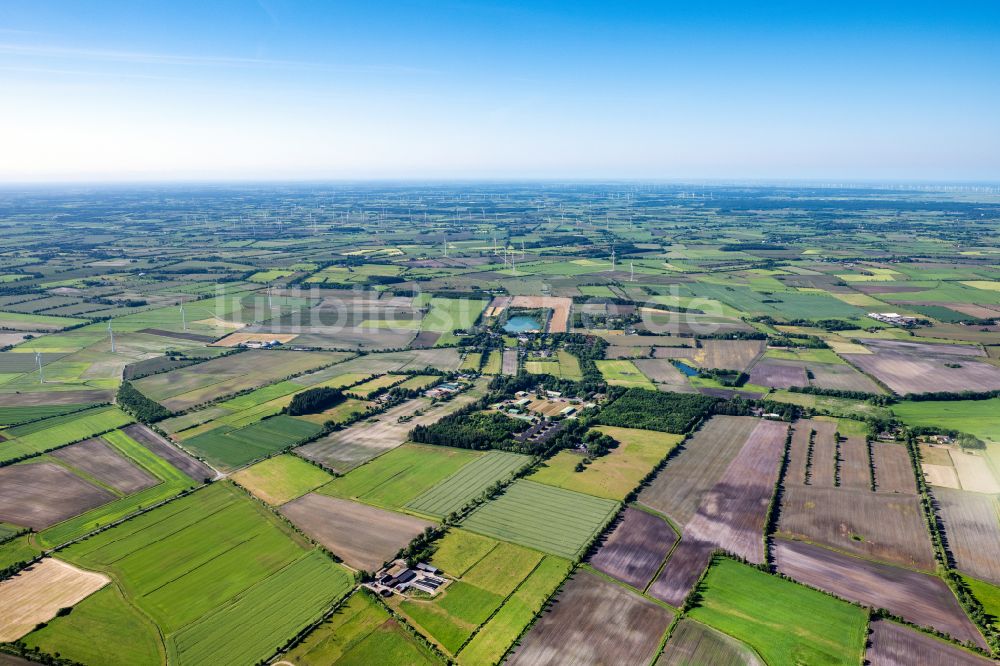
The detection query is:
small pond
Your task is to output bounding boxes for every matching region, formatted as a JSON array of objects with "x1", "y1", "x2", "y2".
[
  {"x1": 670, "y1": 359, "x2": 699, "y2": 376},
  {"x1": 504, "y1": 316, "x2": 543, "y2": 333}
]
